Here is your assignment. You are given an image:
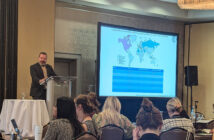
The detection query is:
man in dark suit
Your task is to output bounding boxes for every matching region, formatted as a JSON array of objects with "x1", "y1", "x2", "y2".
[{"x1": 30, "y1": 52, "x2": 56, "y2": 100}]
